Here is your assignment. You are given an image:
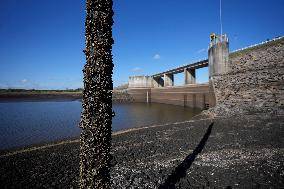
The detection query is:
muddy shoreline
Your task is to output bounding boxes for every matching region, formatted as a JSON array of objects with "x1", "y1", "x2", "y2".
[
  {"x1": 0, "y1": 113, "x2": 283, "y2": 188},
  {"x1": 0, "y1": 90, "x2": 132, "y2": 102},
  {"x1": 0, "y1": 92, "x2": 82, "y2": 102}
]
